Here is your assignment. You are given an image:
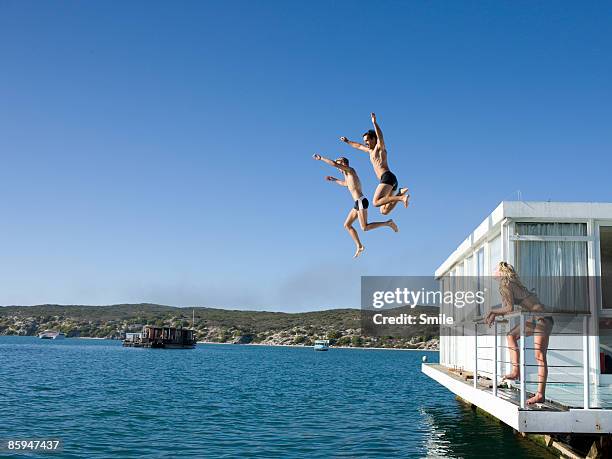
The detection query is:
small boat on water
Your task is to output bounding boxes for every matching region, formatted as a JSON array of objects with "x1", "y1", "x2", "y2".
[
  {"x1": 123, "y1": 325, "x2": 196, "y2": 349},
  {"x1": 314, "y1": 339, "x2": 330, "y2": 351},
  {"x1": 38, "y1": 330, "x2": 66, "y2": 340}
]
